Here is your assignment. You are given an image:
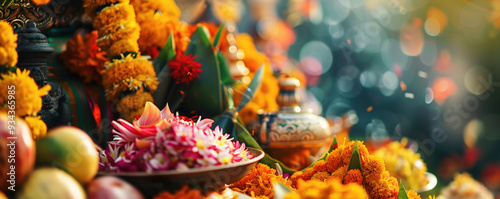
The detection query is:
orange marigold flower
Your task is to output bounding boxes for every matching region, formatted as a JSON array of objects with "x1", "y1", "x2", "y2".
[
  {"x1": 311, "y1": 171, "x2": 330, "y2": 181},
  {"x1": 61, "y1": 30, "x2": 108, "y2": 83},
  {"x1": 83, "y1": 0, "x2": 128, "y2": 20},
  {"x1": 362, "y1": 155, "x2": 386, "y2": 184},
  {"x1": 312, "y1": 160, "x2": 327, "y2": 172},
  {"x1": 365, "y1": 175, "x2": 399, "y2": 199},
  {"x1": 230, "y1": 163, "x2": 290, "y2": 199},
  {"x1": 97, "y1": 19, "x2": 141, "y2": 57},
  {"x1": 168, "y1": 54, "x2": 202, "y2": 84},
  {"x1": 329, "y1": 165, "x2": 348, "y2": 182},
  {"x1": 92, "y1": 3, "x2": 136, "y2": 30},
  {"x1": 287, "y1": 179, "x2": 368, "y2": 199},
  {"x1": 290, "y1": 171, "x2": 304, "y2": 188},
  {"x1": 344, "y1": 169, "x2": 363, "y2": 186},
  {"x1": 406, "y1": 190, "x2": 422, "y2": 199},
  {"x1": 153, "y1": 186, "x2": 205, "y2": 199},
  {"x1": 172, "y1": 21, "x2": 191, "y2": 54}
]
